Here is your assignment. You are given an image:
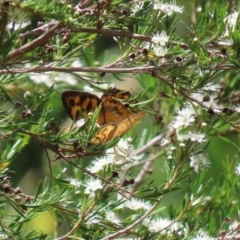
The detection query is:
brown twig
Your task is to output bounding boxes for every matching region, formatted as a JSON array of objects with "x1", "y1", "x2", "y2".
[
  {"x1": 0, "y1": 65, "x2": 155, "y2": 74},
  {"x1": 18, "y1": 21, "x2": 58, "y2": 39},
  {"x1": 6, "y1": 22, "x2": 61, "y2": 62},
  {"x1": 75, "y1": 0, "x2": 93, "y2": 9},
  {"x1": 130, "y1": 152, "x2": 162, "y2": 194},
  {"x1": 134, "y1": 133, "x2": 164, "y2": 156}
]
